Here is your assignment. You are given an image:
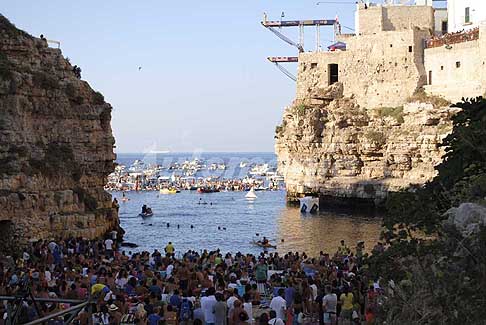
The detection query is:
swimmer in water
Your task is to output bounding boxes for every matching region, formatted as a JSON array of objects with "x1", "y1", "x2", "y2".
[{"x1": 167, "y1": 223, "x2": 170, "y2": 228}]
